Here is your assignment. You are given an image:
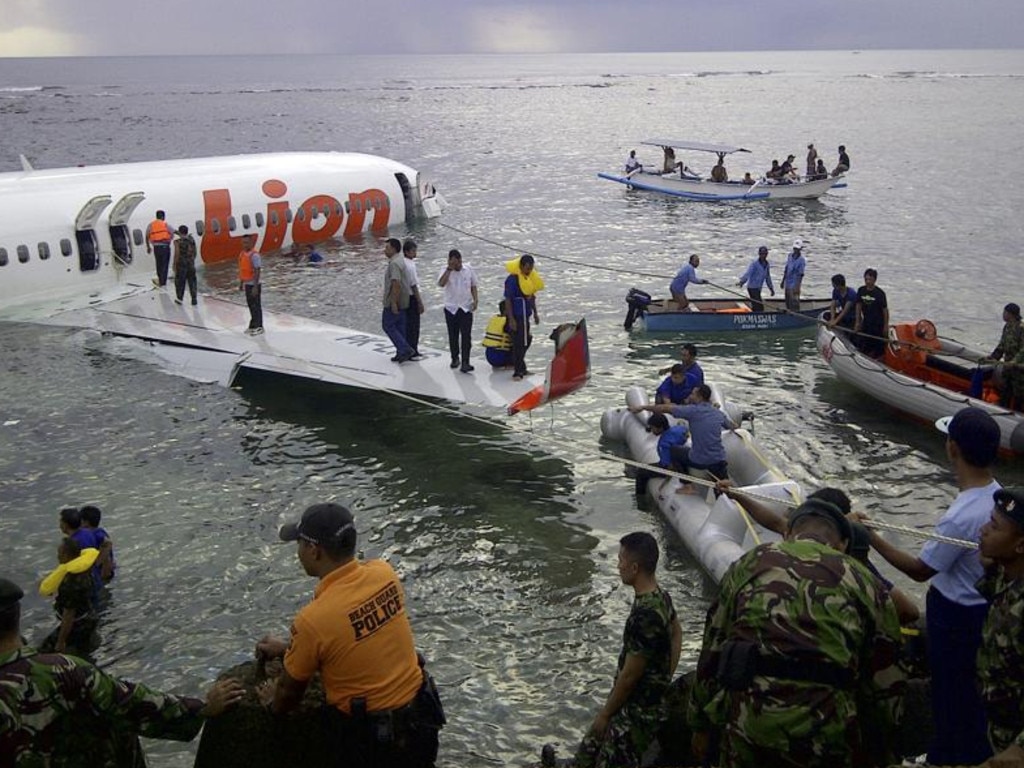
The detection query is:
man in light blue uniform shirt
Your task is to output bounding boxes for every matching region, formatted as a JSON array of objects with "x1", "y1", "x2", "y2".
[
  {"x1": 631, "y1": 412, "x2": 689, "y2": 496},
  {"x1": 857, "y1": 406, "x2": 1002, "y2": 766},
  {"x1": 670, "y1": 254, "x2": 706, "y2": 311},
  {"x1": 781, "y1": 239, "x2": 806, "y2": 311},
  {"x1": 632, "y1": 384, "x2": 736, "y2": 493},
  {"x1": 737, "y1": 245, "x2": 775, "y2": 312}
]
